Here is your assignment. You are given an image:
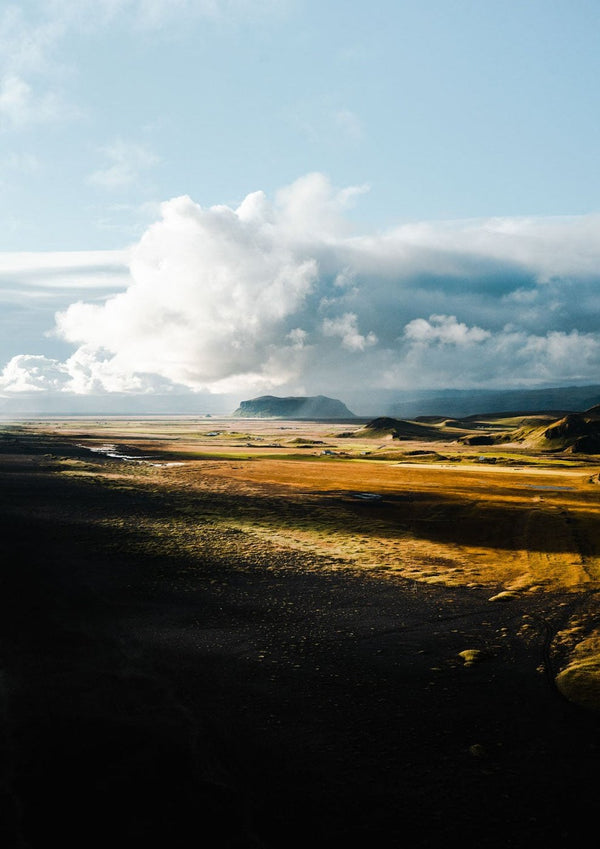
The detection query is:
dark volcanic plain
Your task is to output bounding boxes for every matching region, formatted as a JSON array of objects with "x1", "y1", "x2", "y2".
[{"x1": 1, "y1": 414, "x2": 600, "y2": 848}]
